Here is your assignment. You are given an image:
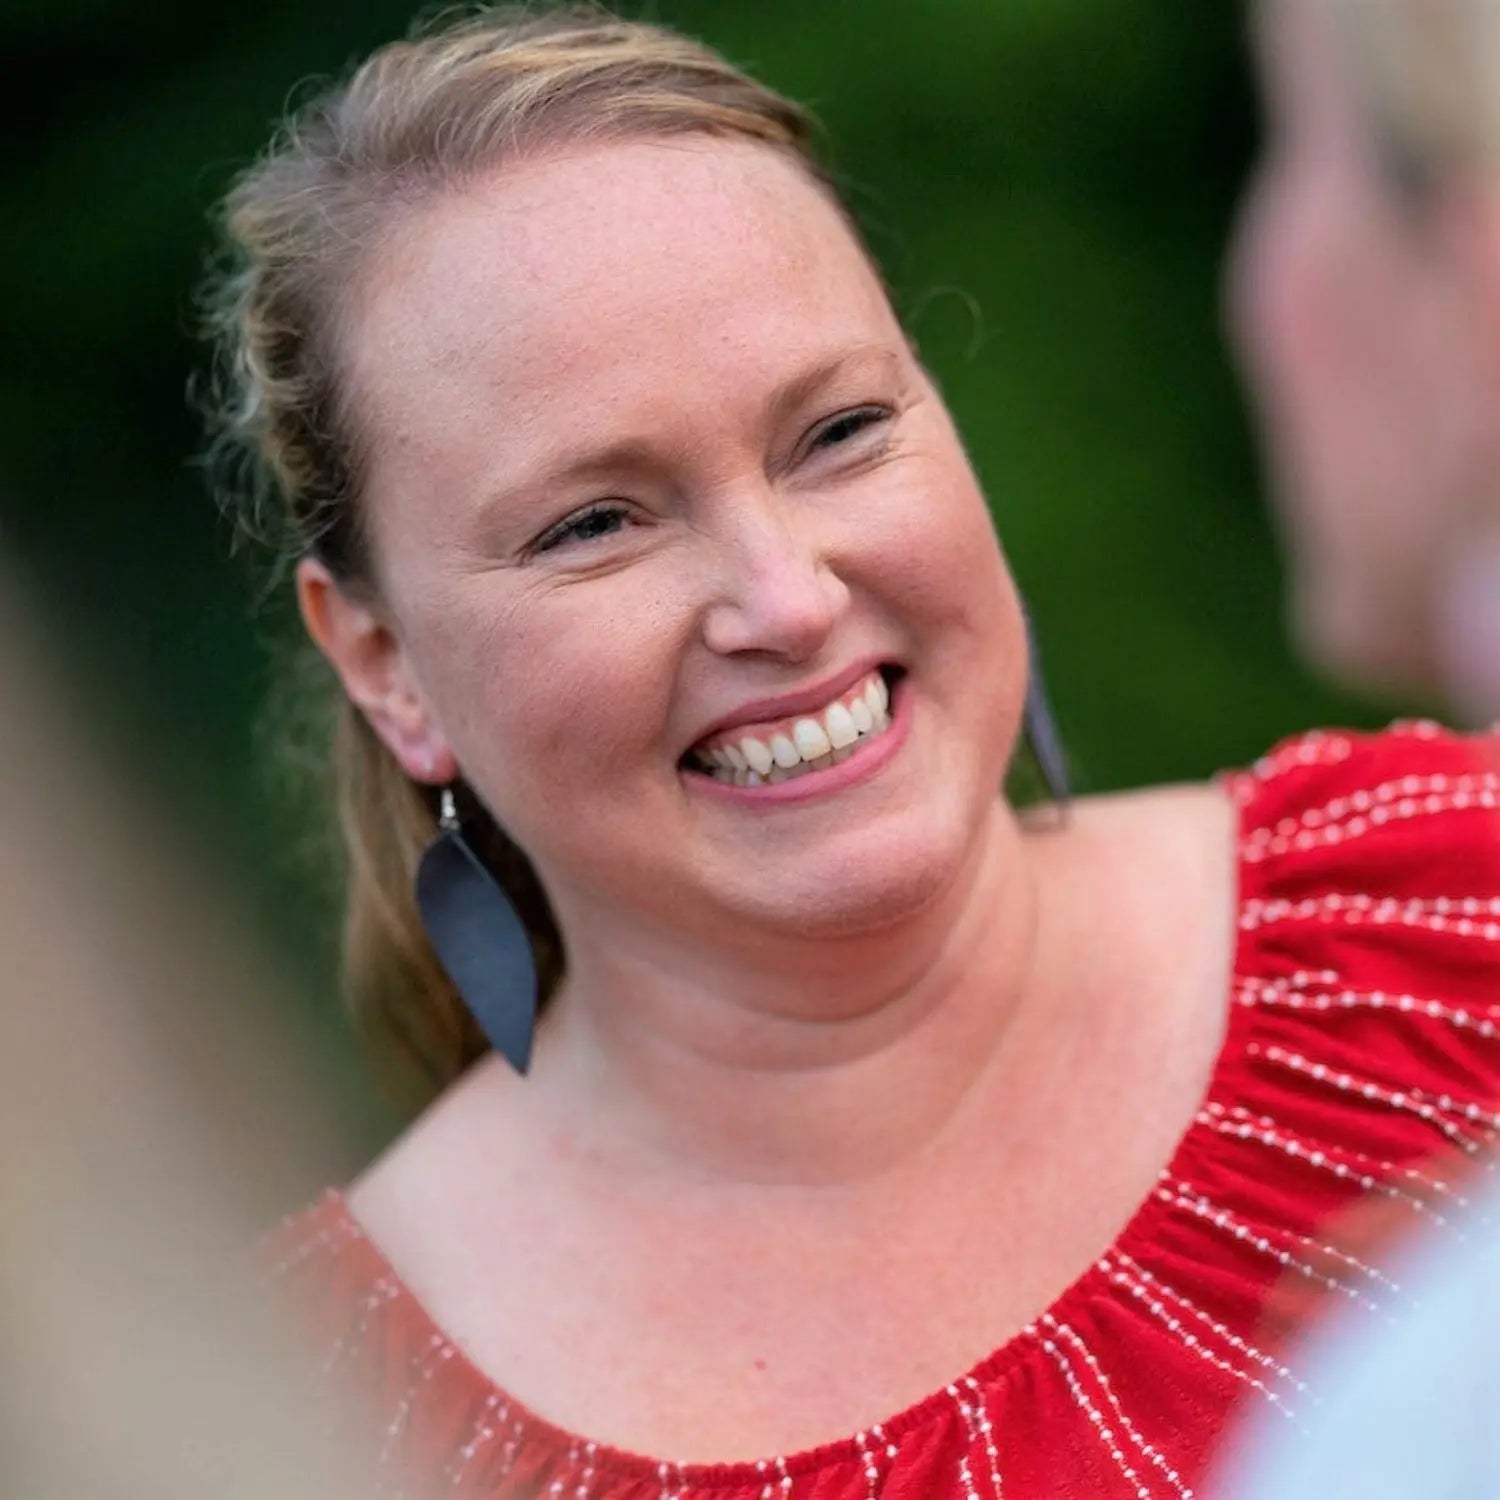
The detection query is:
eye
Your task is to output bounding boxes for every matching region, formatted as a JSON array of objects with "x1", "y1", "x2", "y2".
[
  {"x1": 532, "y1": 502, "x2": 632, "y2": 554},
  {"x1": 807, "y1": 405, "x2": 892, "y2": 456}
]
